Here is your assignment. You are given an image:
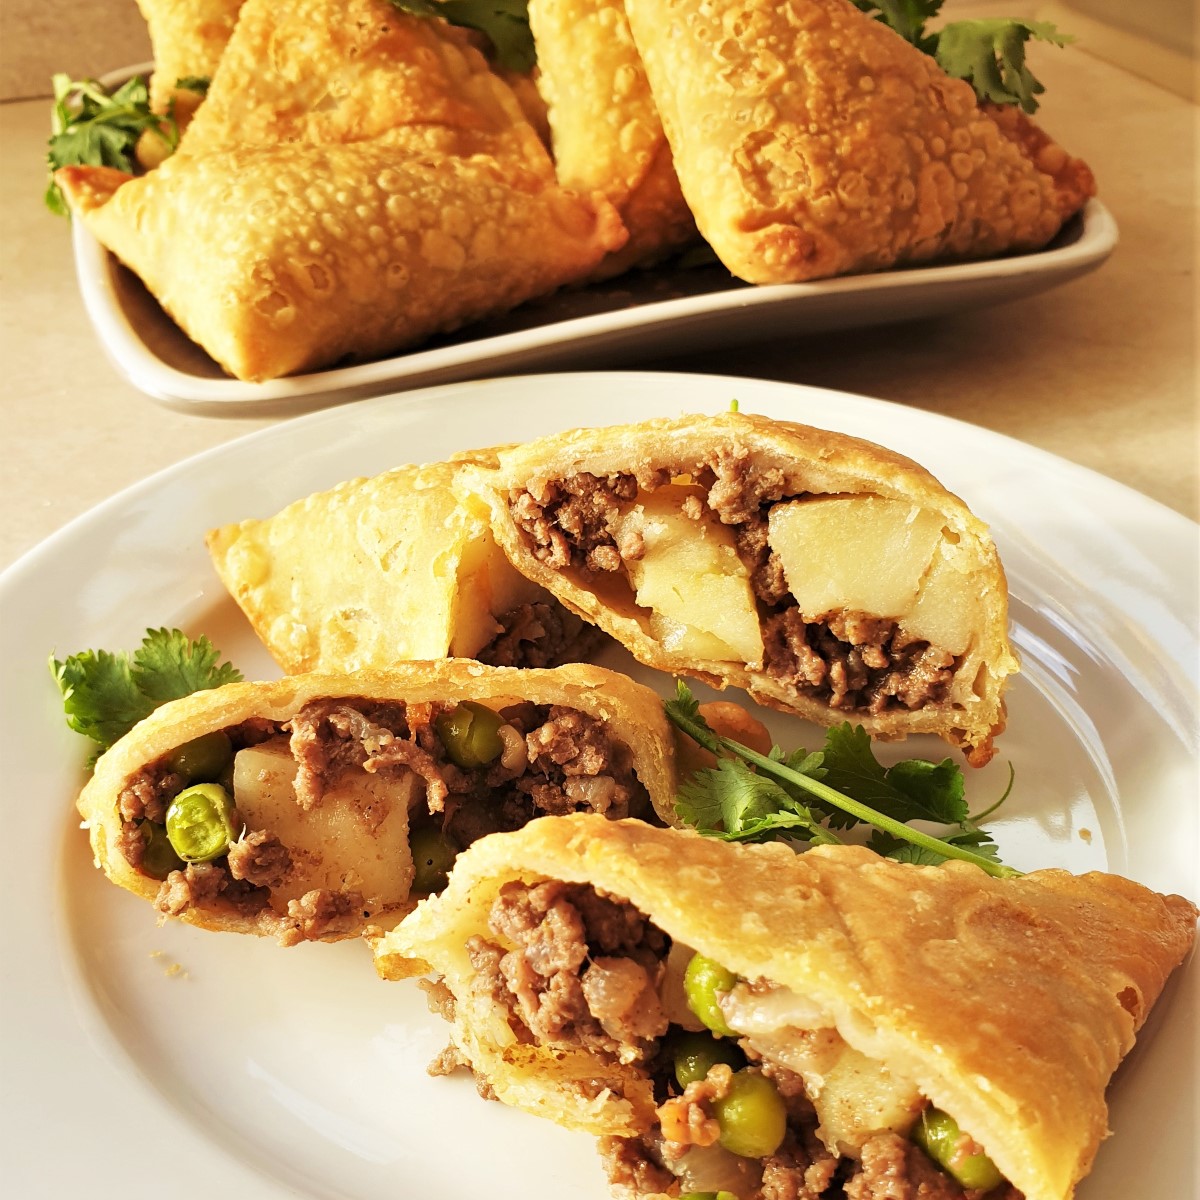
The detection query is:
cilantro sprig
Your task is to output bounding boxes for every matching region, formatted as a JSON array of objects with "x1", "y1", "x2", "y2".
[
  {"x1": 51, "y1": 628, "x2": 242, "y2": 755},
  {"x1": 666, "y1": 681, "x2": 1019, "y2": 878},
  {"x1": 45, "y1": 74, "x2": 207, "y2": 216},
  {"x1": 387, "y1": 0, "x2": 535, "y2": 72},
  {"x1": 850, "y1": 0, "x2": 1072, "y2": 113}
]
